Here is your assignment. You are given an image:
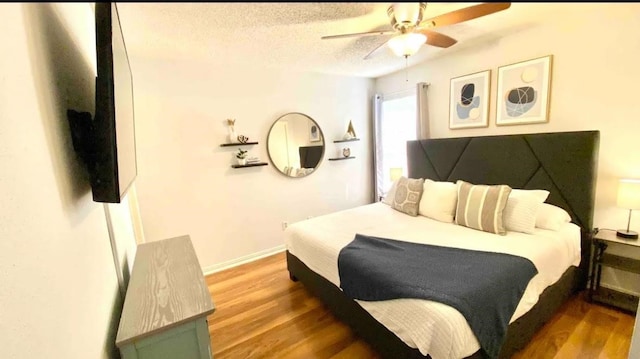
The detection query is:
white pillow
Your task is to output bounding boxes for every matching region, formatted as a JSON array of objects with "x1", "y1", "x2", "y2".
[
  {"x1": 503, "y1": 189, "x2": 550, "y2": 234},
  {"x1": 418, "y1": 179, "x2": 458, "y2": 223},
  {"x1": 381, "y1": 180, "x2": 398, "y2": 206},
  {"x1": 536, "y1": 203, "x2": 571, "y2": 231},
  {"x1": 511, "y1": 189, "x2": 550, "y2": 202}
]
